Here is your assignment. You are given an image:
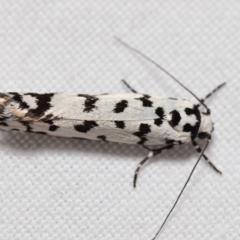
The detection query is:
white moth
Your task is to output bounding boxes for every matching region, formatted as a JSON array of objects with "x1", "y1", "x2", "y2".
[{"x1": 0, "y1": 38, "x2": 225, "y2": 240}]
